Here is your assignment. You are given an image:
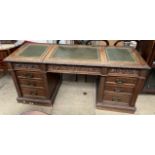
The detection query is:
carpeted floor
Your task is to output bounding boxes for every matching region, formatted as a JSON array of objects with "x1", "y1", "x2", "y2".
[{"x1": 0, "y1": 74, "x2": 155, "y2": 115}]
